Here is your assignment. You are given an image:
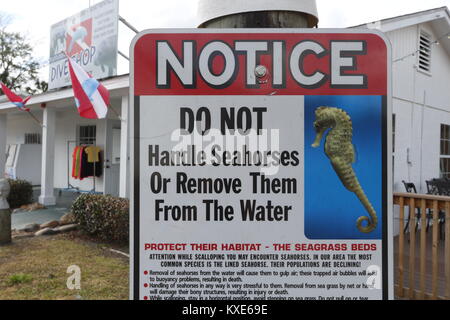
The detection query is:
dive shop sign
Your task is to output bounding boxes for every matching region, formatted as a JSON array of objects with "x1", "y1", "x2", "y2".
[{"x1": 130, "y1": 29, "x2": 393, "y2": 301}]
